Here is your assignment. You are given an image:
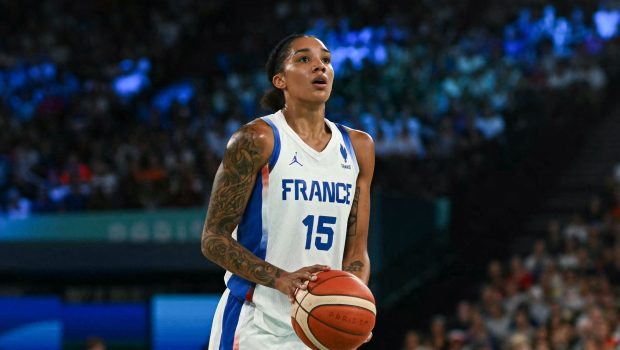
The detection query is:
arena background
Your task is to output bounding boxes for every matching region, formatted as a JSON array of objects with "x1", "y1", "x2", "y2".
[{"x1": 1, "y1": 0, "x2": 620, "y2": 349}]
